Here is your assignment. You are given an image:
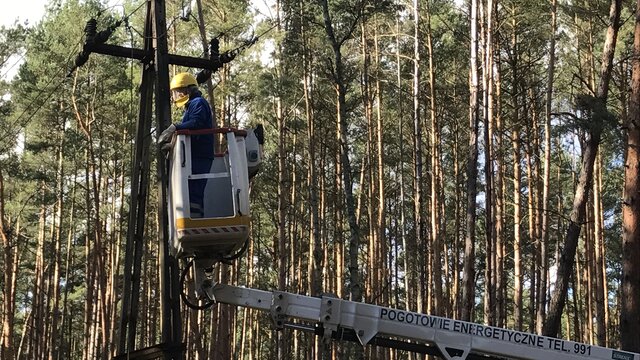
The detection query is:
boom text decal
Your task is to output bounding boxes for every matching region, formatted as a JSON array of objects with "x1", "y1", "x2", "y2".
[{"x1": 379, "y1": 309, "x2": 592, "y2": 356}]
